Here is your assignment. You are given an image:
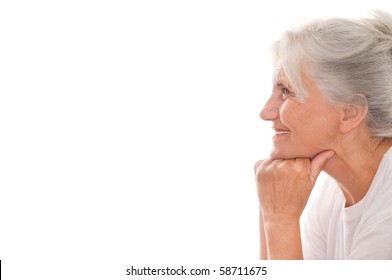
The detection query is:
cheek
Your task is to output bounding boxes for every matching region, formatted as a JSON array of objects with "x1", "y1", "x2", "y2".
[
  {"x1": 281, "y1": 102, "x2": 340, "y2": 146},
  {"x1": 279, "y1": 101, "x2": 302, "y2": 128}
]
